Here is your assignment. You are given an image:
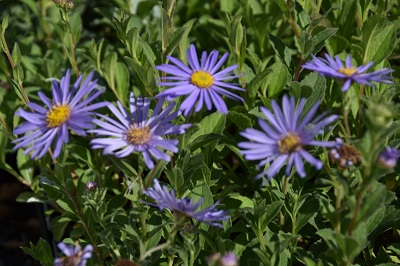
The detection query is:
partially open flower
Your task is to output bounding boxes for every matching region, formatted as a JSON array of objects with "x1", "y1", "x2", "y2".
[{"x1": 378, "y1": 147, "x2": 400, "y2": 169}]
